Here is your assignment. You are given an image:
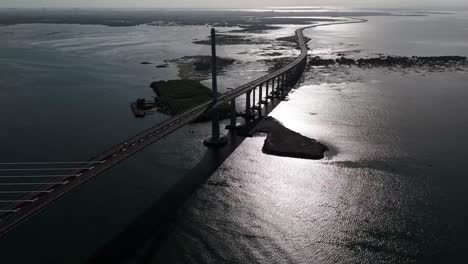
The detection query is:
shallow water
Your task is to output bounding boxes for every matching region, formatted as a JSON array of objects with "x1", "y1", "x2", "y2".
[
  {"x1": 153, "y1": 13, "x2": 468, "y2": 264},
  {"x1": 0, "y1": 12, "x2": 307, "y2": 263},
  {"x1": 0, "y1": 9, "x2": 467, "y2": 263},
  {"x1": 308, "y1": 12, "x2": 468, "y2": 58}
]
